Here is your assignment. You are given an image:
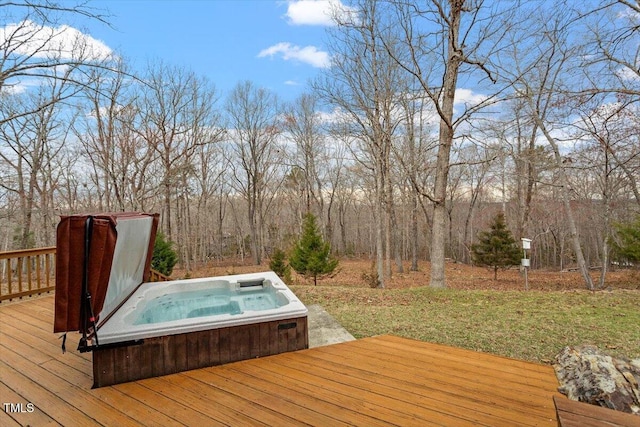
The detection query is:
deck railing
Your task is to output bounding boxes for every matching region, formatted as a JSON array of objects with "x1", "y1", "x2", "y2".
[
  {"x1": 149, "y1": 268, "x2": 171, "y2": 282},
  {"x1": 0, "y1": 247, "x2": 56, "y2": 302},
  {"x1": 0, "y1": 247, "x2": 170, "y2": 302}
]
